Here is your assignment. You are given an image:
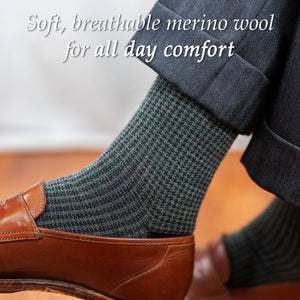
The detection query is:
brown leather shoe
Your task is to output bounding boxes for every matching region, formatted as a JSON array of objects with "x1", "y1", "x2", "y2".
[
  {"x1": 186, "y1": 237, "x2": 300, "y2": 300},
  {"x1": 0, "y1": 182, "x2": 194, "y2": 300}
]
